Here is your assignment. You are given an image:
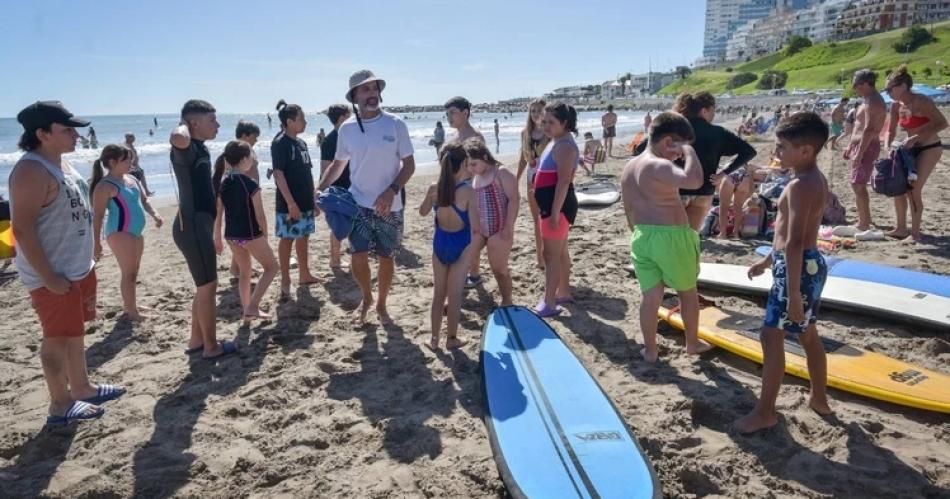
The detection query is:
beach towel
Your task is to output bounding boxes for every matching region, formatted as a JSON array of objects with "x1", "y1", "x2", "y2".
[{"x1": 315, "y1": 186, "x2": 358, "y2": 240}]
